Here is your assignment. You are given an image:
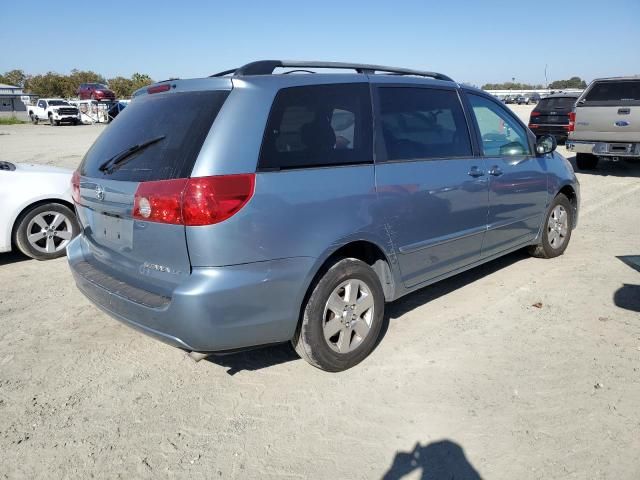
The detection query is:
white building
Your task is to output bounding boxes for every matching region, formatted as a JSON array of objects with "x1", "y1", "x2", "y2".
[{"x1": 0, "y1": 83, "x2": 31, "y2": 119}]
